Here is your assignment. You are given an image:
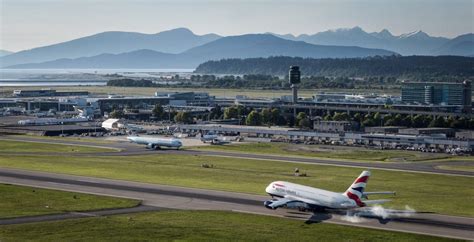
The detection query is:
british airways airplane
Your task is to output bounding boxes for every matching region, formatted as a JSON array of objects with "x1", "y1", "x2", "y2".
[
  {"x1": 127, "y1": 136, "x2": 183, "y2": 150},
  {"x1": 264, "y1": 171, "x2": 395, "y2": 212}
]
